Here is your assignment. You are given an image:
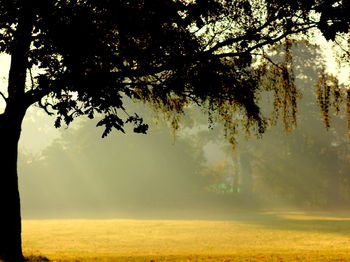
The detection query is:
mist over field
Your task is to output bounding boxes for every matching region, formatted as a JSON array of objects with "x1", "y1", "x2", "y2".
[
  {"x1": 15, "y1": 43, "x2": 350, "y2": 220},
  {"x1": 18, "y1": 102, "x2": 350, "y2": 219}
]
